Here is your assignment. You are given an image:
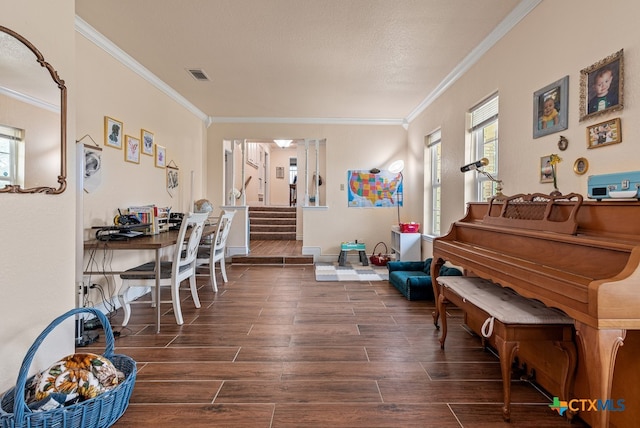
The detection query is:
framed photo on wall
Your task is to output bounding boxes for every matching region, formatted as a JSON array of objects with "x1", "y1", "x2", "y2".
[
  {"x1": 166, "y1": 164, "x2": 179, "y2": 197},
  {"x1": 533, "y1": 76, "x2": 568, "y2": 138},
  {"x1": 104, "y1": 116, "x2": 123, "y2": 149},
  {"x1": 579, "y1": 49, "x2": 624, "y2": 121},
  {"x1": 573, "y1": 157, "x2": 589, "y2": 175},
  {"x1": 124, "y1": 135, "x2": 140, "y2": 164},
  {"x1": 141, "y1": 129, "x2": 154, "y2": 155},
  {"x1": 540, "y1": 155, "x2": 554, "y2": 183},
  {"x1": 587, "y1": 118, "x2": 621, "y2": 149},
  {"x1": 155, "y1": 145, "x2": 166, "y2": 168},
  {"x1": 83, "y1": 144, "x2": 102, "y2": 192}
]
